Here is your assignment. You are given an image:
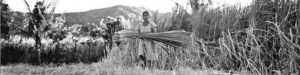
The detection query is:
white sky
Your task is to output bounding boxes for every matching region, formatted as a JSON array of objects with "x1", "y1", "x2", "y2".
[{"x1": 4, "y1": 0, "x2": 252, "y2": 13}]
